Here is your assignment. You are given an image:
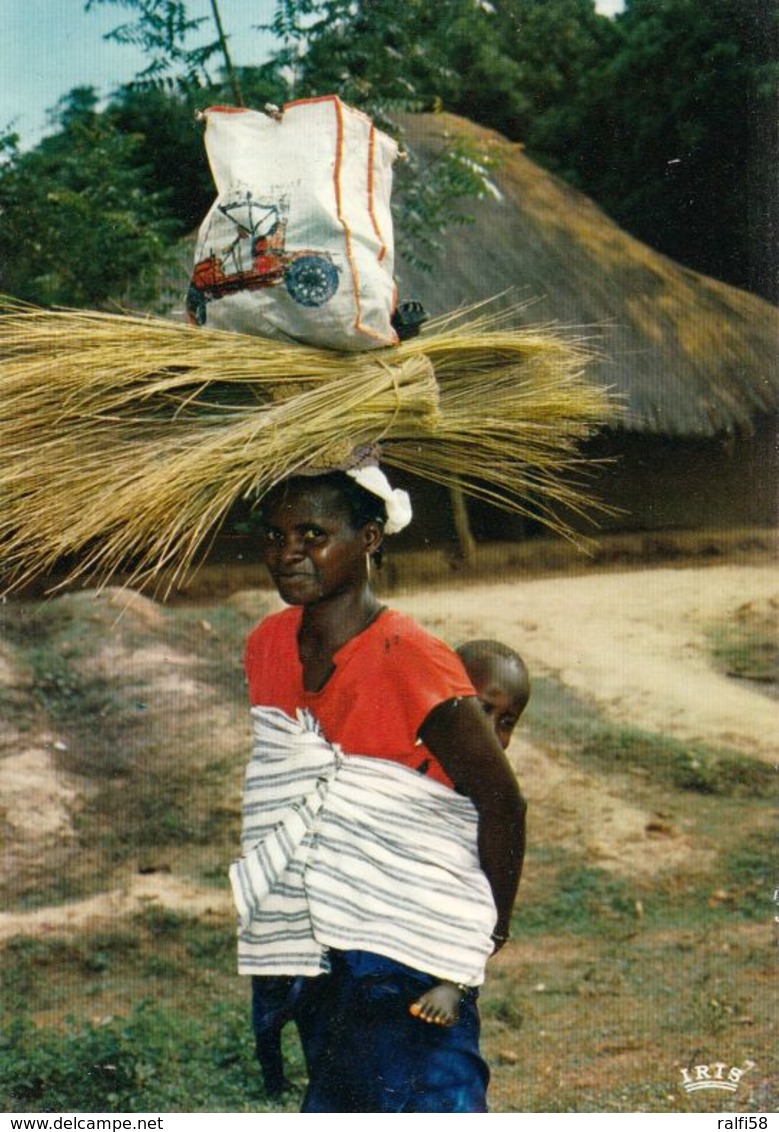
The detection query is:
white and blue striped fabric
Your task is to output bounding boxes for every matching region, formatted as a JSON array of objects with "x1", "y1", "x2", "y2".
[{"x1": 230, "y1": 706, "x2": 496, "y2": 986}]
